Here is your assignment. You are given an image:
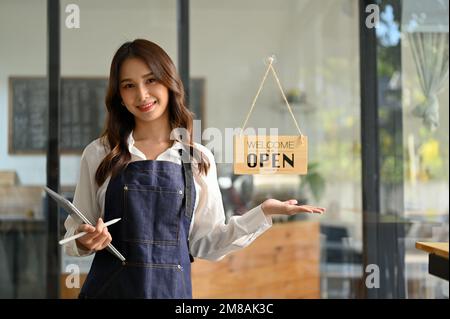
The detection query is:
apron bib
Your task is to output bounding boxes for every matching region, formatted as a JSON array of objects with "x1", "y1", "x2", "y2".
[{"x1": 79, "y1": 150, "x2": 195, "y2": 299}]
